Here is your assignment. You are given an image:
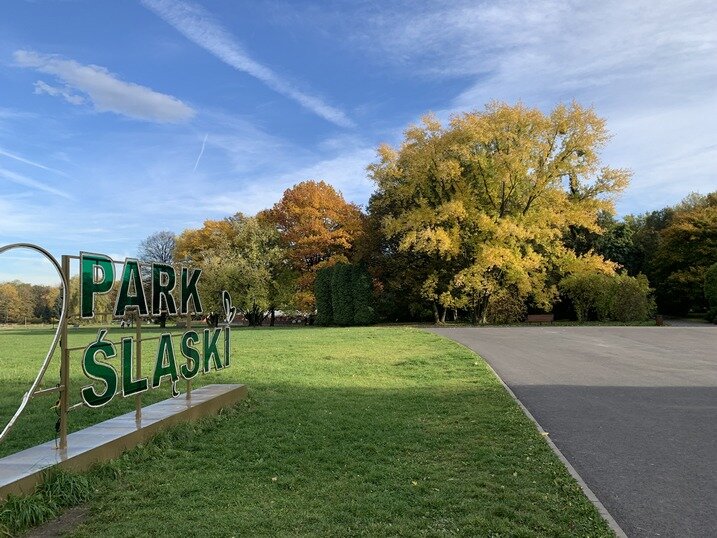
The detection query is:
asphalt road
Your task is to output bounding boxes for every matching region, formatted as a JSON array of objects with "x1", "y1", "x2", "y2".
[{"x1": 429, "y1": 326, "x2": 717, "y2": 538}]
